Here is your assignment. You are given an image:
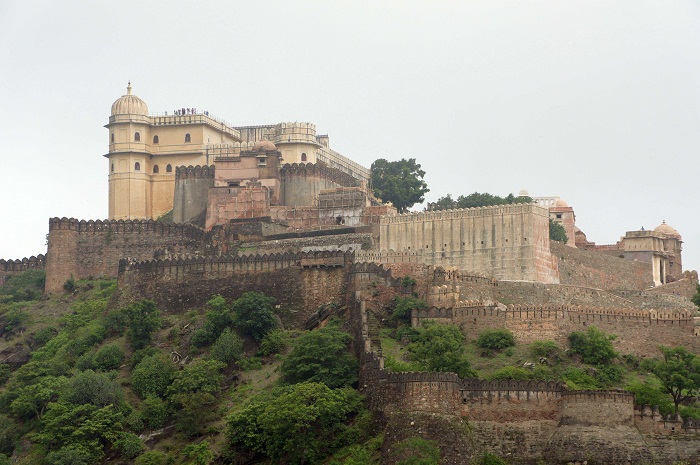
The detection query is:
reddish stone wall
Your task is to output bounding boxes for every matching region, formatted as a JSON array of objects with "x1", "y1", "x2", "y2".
[
  {"x1": 553, "y1": 241, "x2": 652, "y2": 290},
  {"x1": 413, "y1": 304, "x2": 696, "y2": 357},
  {"x1": 116, "y1": 251, "x2": 352, "y2": 327},
  {"x1": 45, "y1": 218, "x2": 204, "y2": 293},
  {"x1": 0, "y1": 254, "x2": 46, "y2": 286}
]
